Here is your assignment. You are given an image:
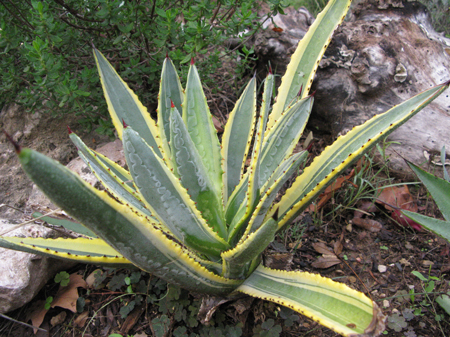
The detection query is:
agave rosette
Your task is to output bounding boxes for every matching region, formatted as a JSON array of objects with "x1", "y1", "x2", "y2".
[{"x1": 2, "y1": 0, "x2": 449, "y2": 335}]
